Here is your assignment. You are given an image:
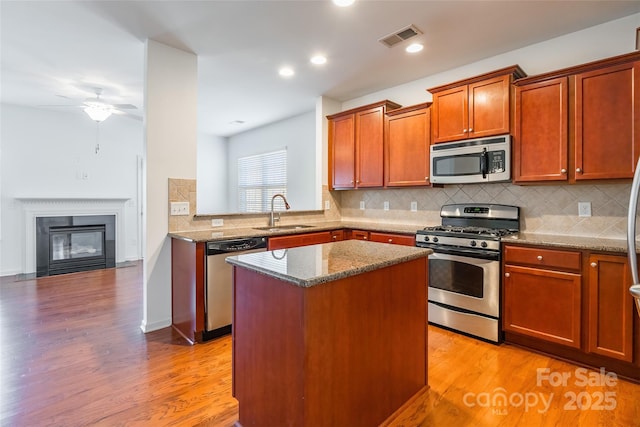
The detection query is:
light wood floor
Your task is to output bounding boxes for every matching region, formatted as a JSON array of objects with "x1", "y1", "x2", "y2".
[{"x1": 1, "y1": 263, "x2": 638, "y2": 426}]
